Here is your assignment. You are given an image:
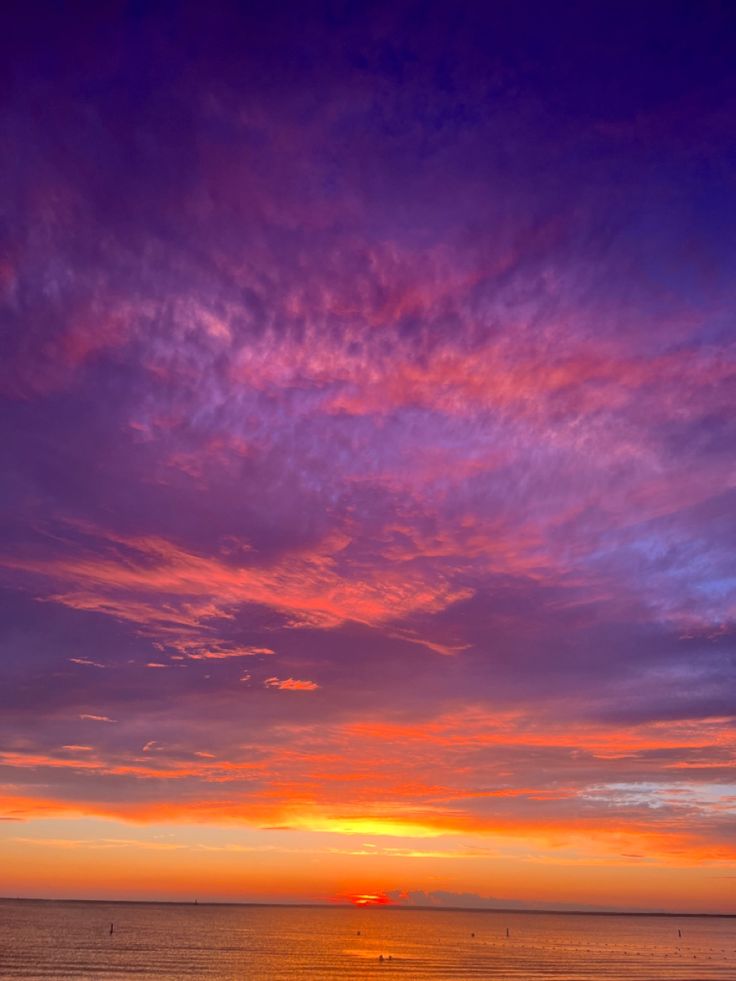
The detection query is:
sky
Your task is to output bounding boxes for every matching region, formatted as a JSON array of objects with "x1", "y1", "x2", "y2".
[{"x1": 0, "y1": 0, "x2": 735, "y2": 913}]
